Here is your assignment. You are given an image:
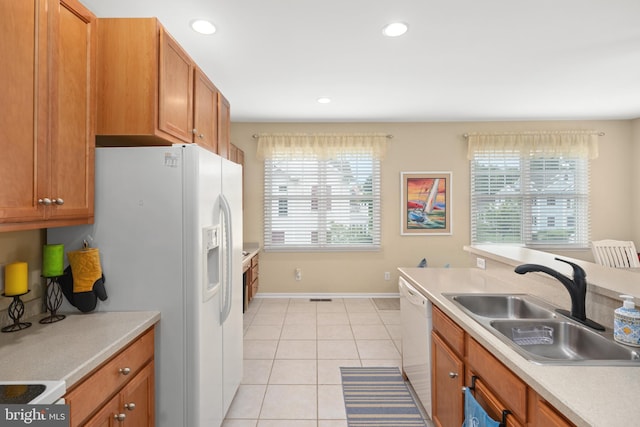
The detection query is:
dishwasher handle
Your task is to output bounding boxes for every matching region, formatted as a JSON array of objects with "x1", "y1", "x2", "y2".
[{"x1": 399, "y1": 277, "x2": 427, "y2": 307}]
